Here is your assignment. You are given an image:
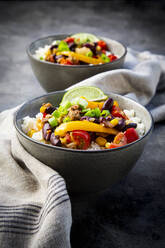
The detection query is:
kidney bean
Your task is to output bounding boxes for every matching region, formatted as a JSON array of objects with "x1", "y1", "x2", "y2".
[
  {"x1": 116, "y1": 119, "x2": 126, "y2": 131},
  {"x1": 42, "y1": 123, "x2": 52, "y2": 141},
  {"x1": 50, "y1": 133, "x2": 61, "y2": 146},
  {"x1": 123, "y1": 123, "x2": 137, "y2": 131},
  {"x1": 50, "y1": 44, "x2": 58, "y2": 51},
  {"x1": 84, "y1": 43, "x2": 96, "y2": 55},
  {"x1": 102, "y1": 98, "x2": 114, "y2": 111},
  {"x1": 45, "y1": 106, "x2": 56, "y2": 114},
  {"x1": 68, "y1": 42, "x2": 76, "y2": 51}
]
